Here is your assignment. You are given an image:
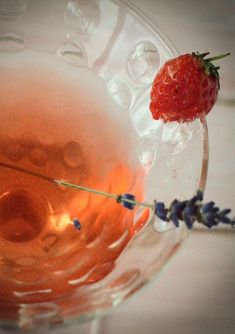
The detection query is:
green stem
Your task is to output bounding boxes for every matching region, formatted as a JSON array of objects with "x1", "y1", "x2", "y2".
[
  {"x1": 0, "y1": 161, "x2": 153, "y2": 211},
  {"x1": 55, "y1": 179, "x2": 117, "y2": 200},
  {"x1": 206, "y1": 52, "x2": 230, "y2": 62},
  {"x1": 55, "y1": 179, "x2": 154, "y2": 210}
]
